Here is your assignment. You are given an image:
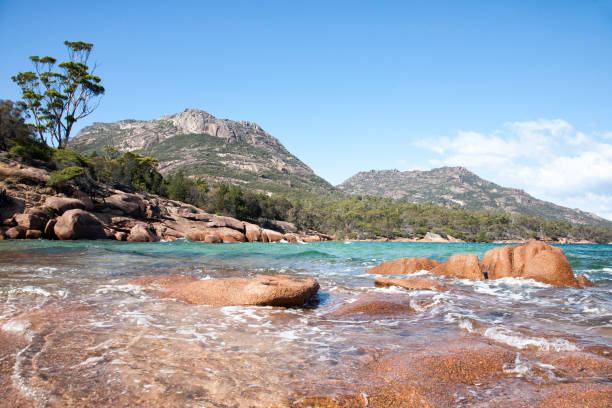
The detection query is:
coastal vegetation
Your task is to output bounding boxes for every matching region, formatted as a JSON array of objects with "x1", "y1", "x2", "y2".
[{"x1": 2, "y1": 97, "x2": 612, "y2": 243}]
